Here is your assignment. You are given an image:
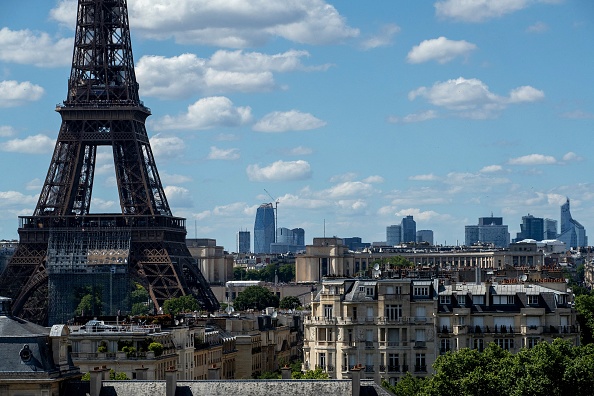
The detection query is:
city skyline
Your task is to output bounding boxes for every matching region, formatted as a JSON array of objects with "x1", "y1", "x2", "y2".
[{"x1": 1, "y1": 1, "x2": 593, "y2": 252}]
